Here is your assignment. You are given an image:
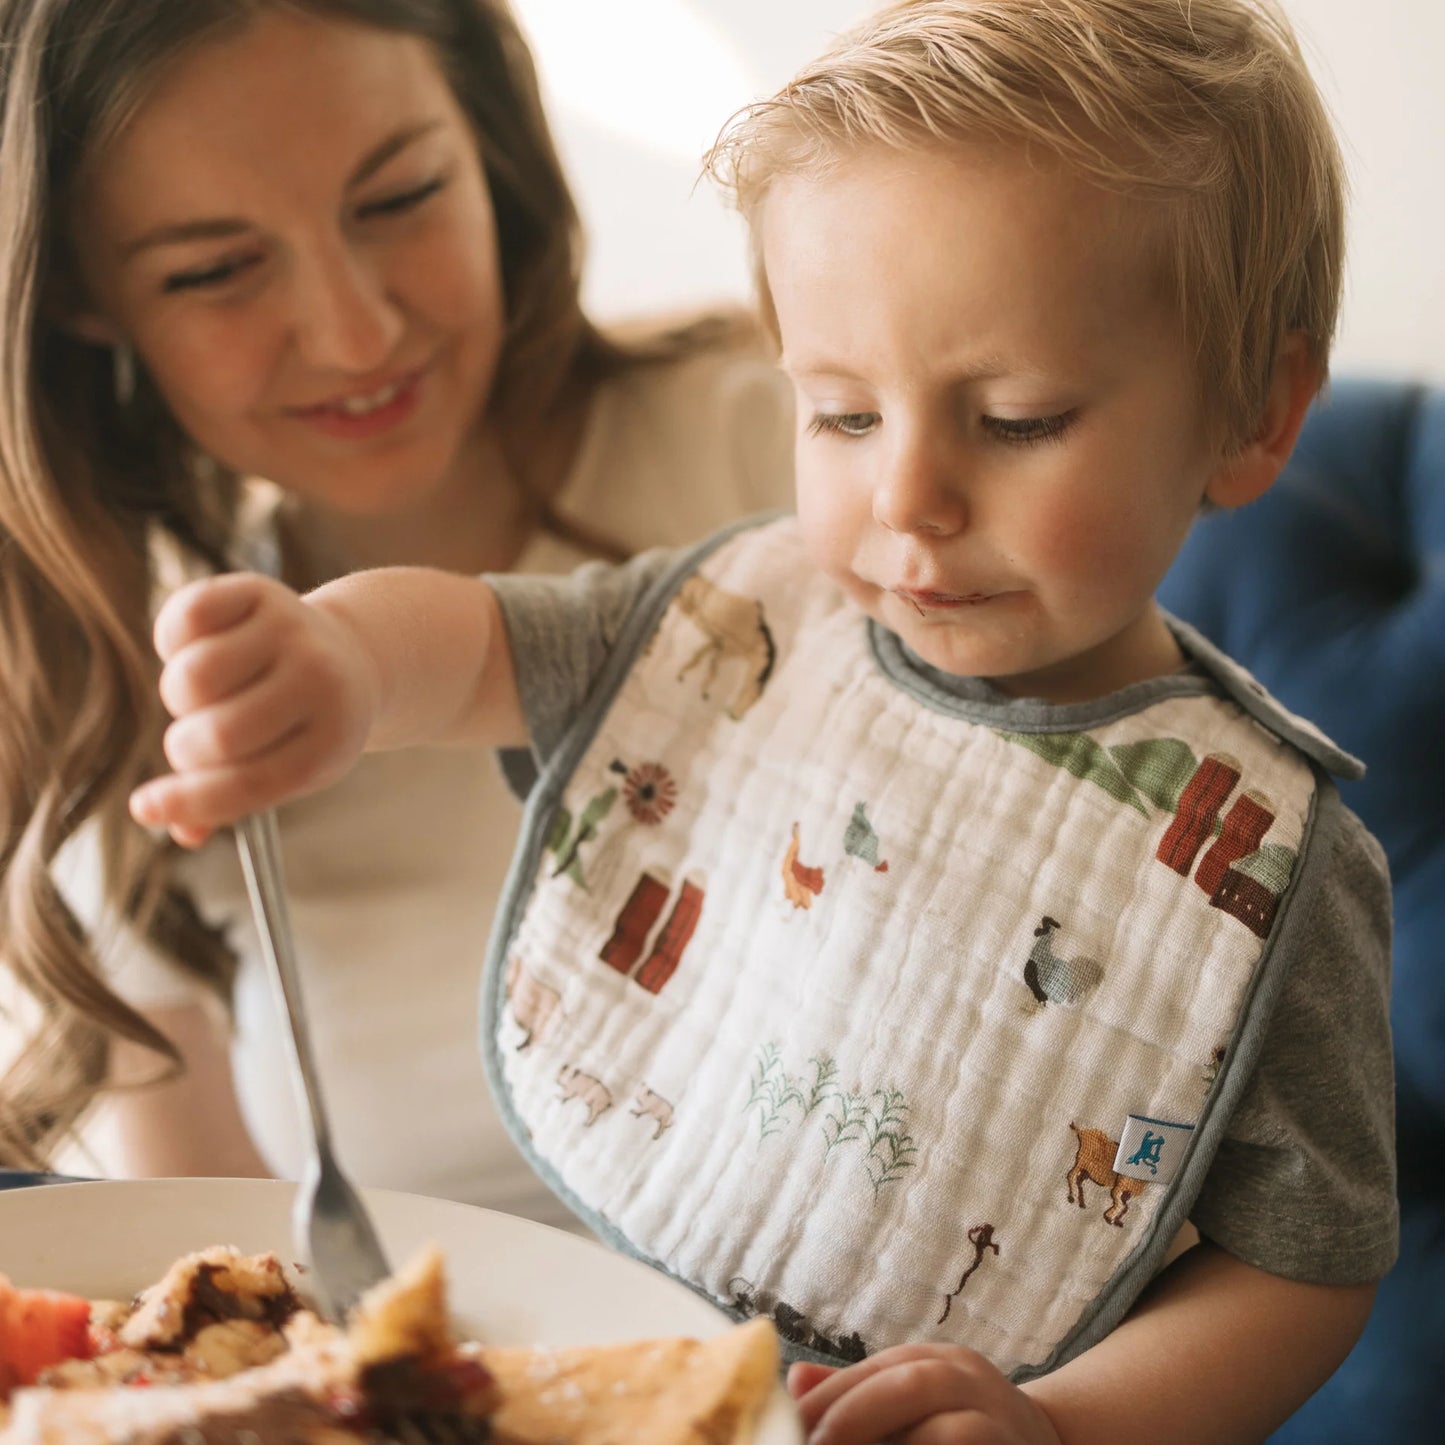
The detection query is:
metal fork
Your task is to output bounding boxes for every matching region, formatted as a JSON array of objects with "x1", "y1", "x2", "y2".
[{"x1": 235, "y1": 808, "x2": 392, "y2": 1322}]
